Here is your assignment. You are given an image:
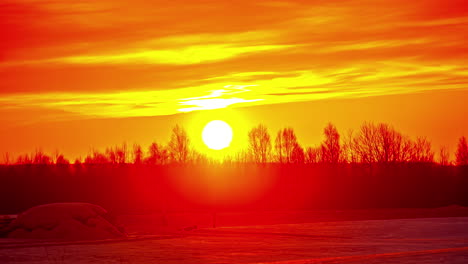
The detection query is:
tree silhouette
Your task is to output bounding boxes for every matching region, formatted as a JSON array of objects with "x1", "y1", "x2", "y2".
[
  {"x1": 342, "y1": 129, "x2": 357, "y2": 163},
  {"x1": 353, "y1": 122, "x2": 378, "y2": 163},
  {"x1": 105, "y1": 144, "x2": 128, "y2": 164},
  {"x1": 3, "y1": 152, "x2": 11, "y2": 165},
  {"x1": 291, "y1": 142, "x2": 305, "y2": 164},
  {"x1": 275, "y1": 128, "x2": 299, "y2": 163},
  {"x1": 411, "y1": 137, "x2": 434, "y2": 163},
  {"x1": 168, "y1": 124, "x2": 190, "y2": 164},
  {"x1": 3, "y1": 120, "x2": 460, "y2": 167},
  {"x1": 439, "y1": 146, "x2": 450, "y2": 166},
  {"x1": 55, "y1": 155, "x2": 70, "y2": 165},
  {"x1": 352, "y1": 122, "x2": 416, "y2": 163},
  {"x1": 16, "y1": 154, "x2": 32, "y2": 164},
  {"x1": 85, "y1": 150, "x2": 109, "y2": 164},
  {"x1": 275, "y1": 131, "x2": 284, "y2": 163},
  {"x1": 33, "y1": 150, "x2": 51, "y2": 164},
  {"x1": 116, "y1": 143, "x2": 128, "y2": 164},
  {"x1": 147, "y1": 142, "x2": 169, "y2": 165},
  {"x1": 320, "y1": 123, "x2": 341, "y2": 163},
  {"x1": 133, "y1": 144, "x2": 143, "y2": 164},
  {"x1": 376, "y1": 123, "x2": 399, "y2": 162},
  {"x1": 106, "y1": 147, "x2": 117, "y2": 164},
  {"x1": 305, "y1": 147, "x2": 321, "y2": 164},
  {"x1": 456, "y1": 136, "x2": 468, "y2": 166},
  {"x1": 248, "y1": 124, "x2": 272, "y2": 163}
]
